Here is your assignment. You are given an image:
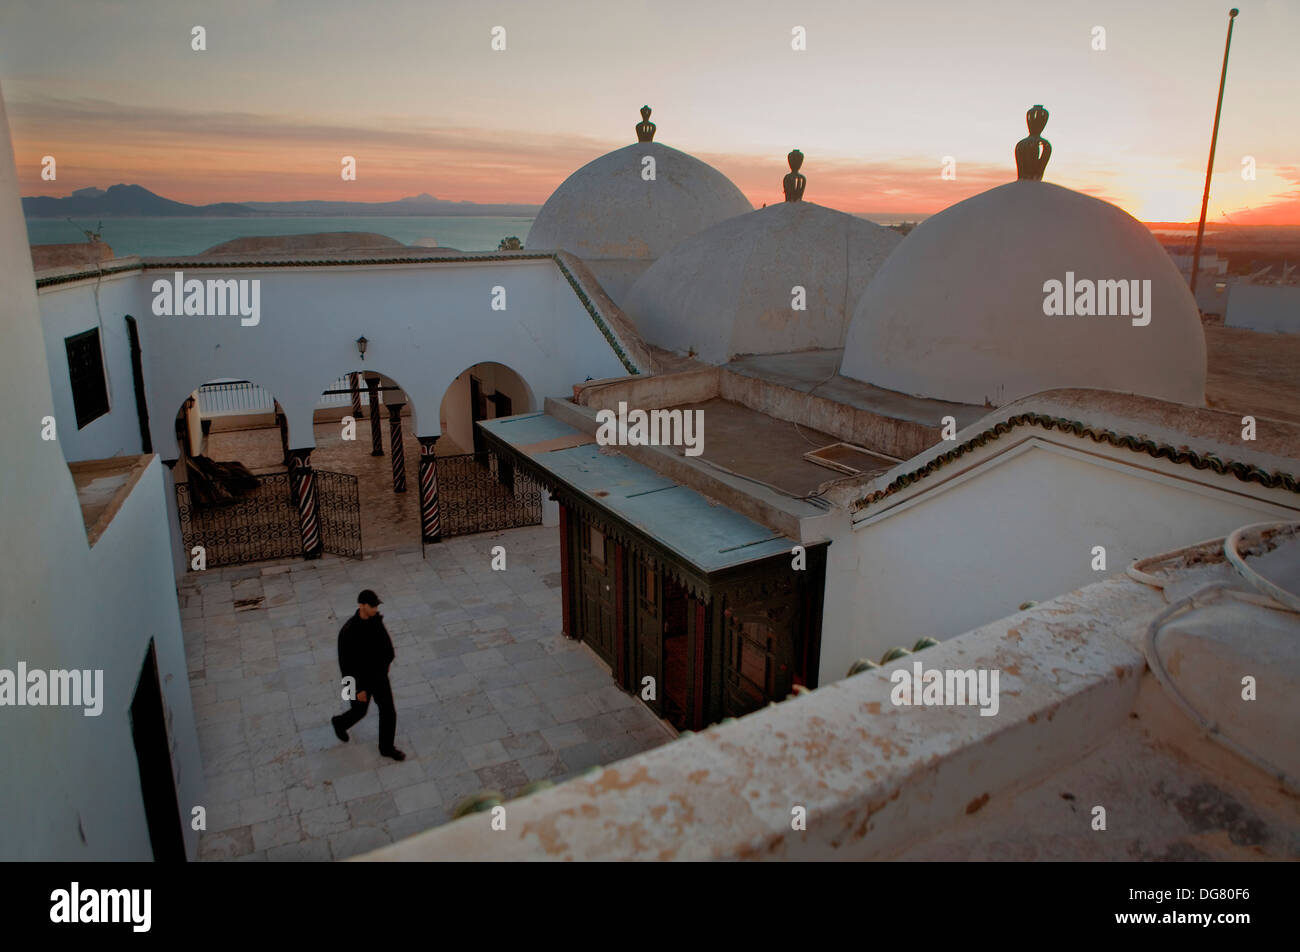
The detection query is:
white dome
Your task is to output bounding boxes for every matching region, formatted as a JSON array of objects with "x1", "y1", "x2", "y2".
[
  {"x1": 527, "y1": 141, "x2": 752, "y2": 261},
  {"x1": 624, "y1": 200, "x2": 901, "y2": 363},
  {"x1": 840, "y1": 181, "x2": 1206, "y2": 407}
]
